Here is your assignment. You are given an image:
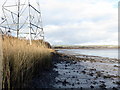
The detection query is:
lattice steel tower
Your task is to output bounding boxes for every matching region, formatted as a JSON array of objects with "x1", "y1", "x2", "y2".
[{"x1": 0, "y1": 0, "x2": 44, "y2": 44}]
